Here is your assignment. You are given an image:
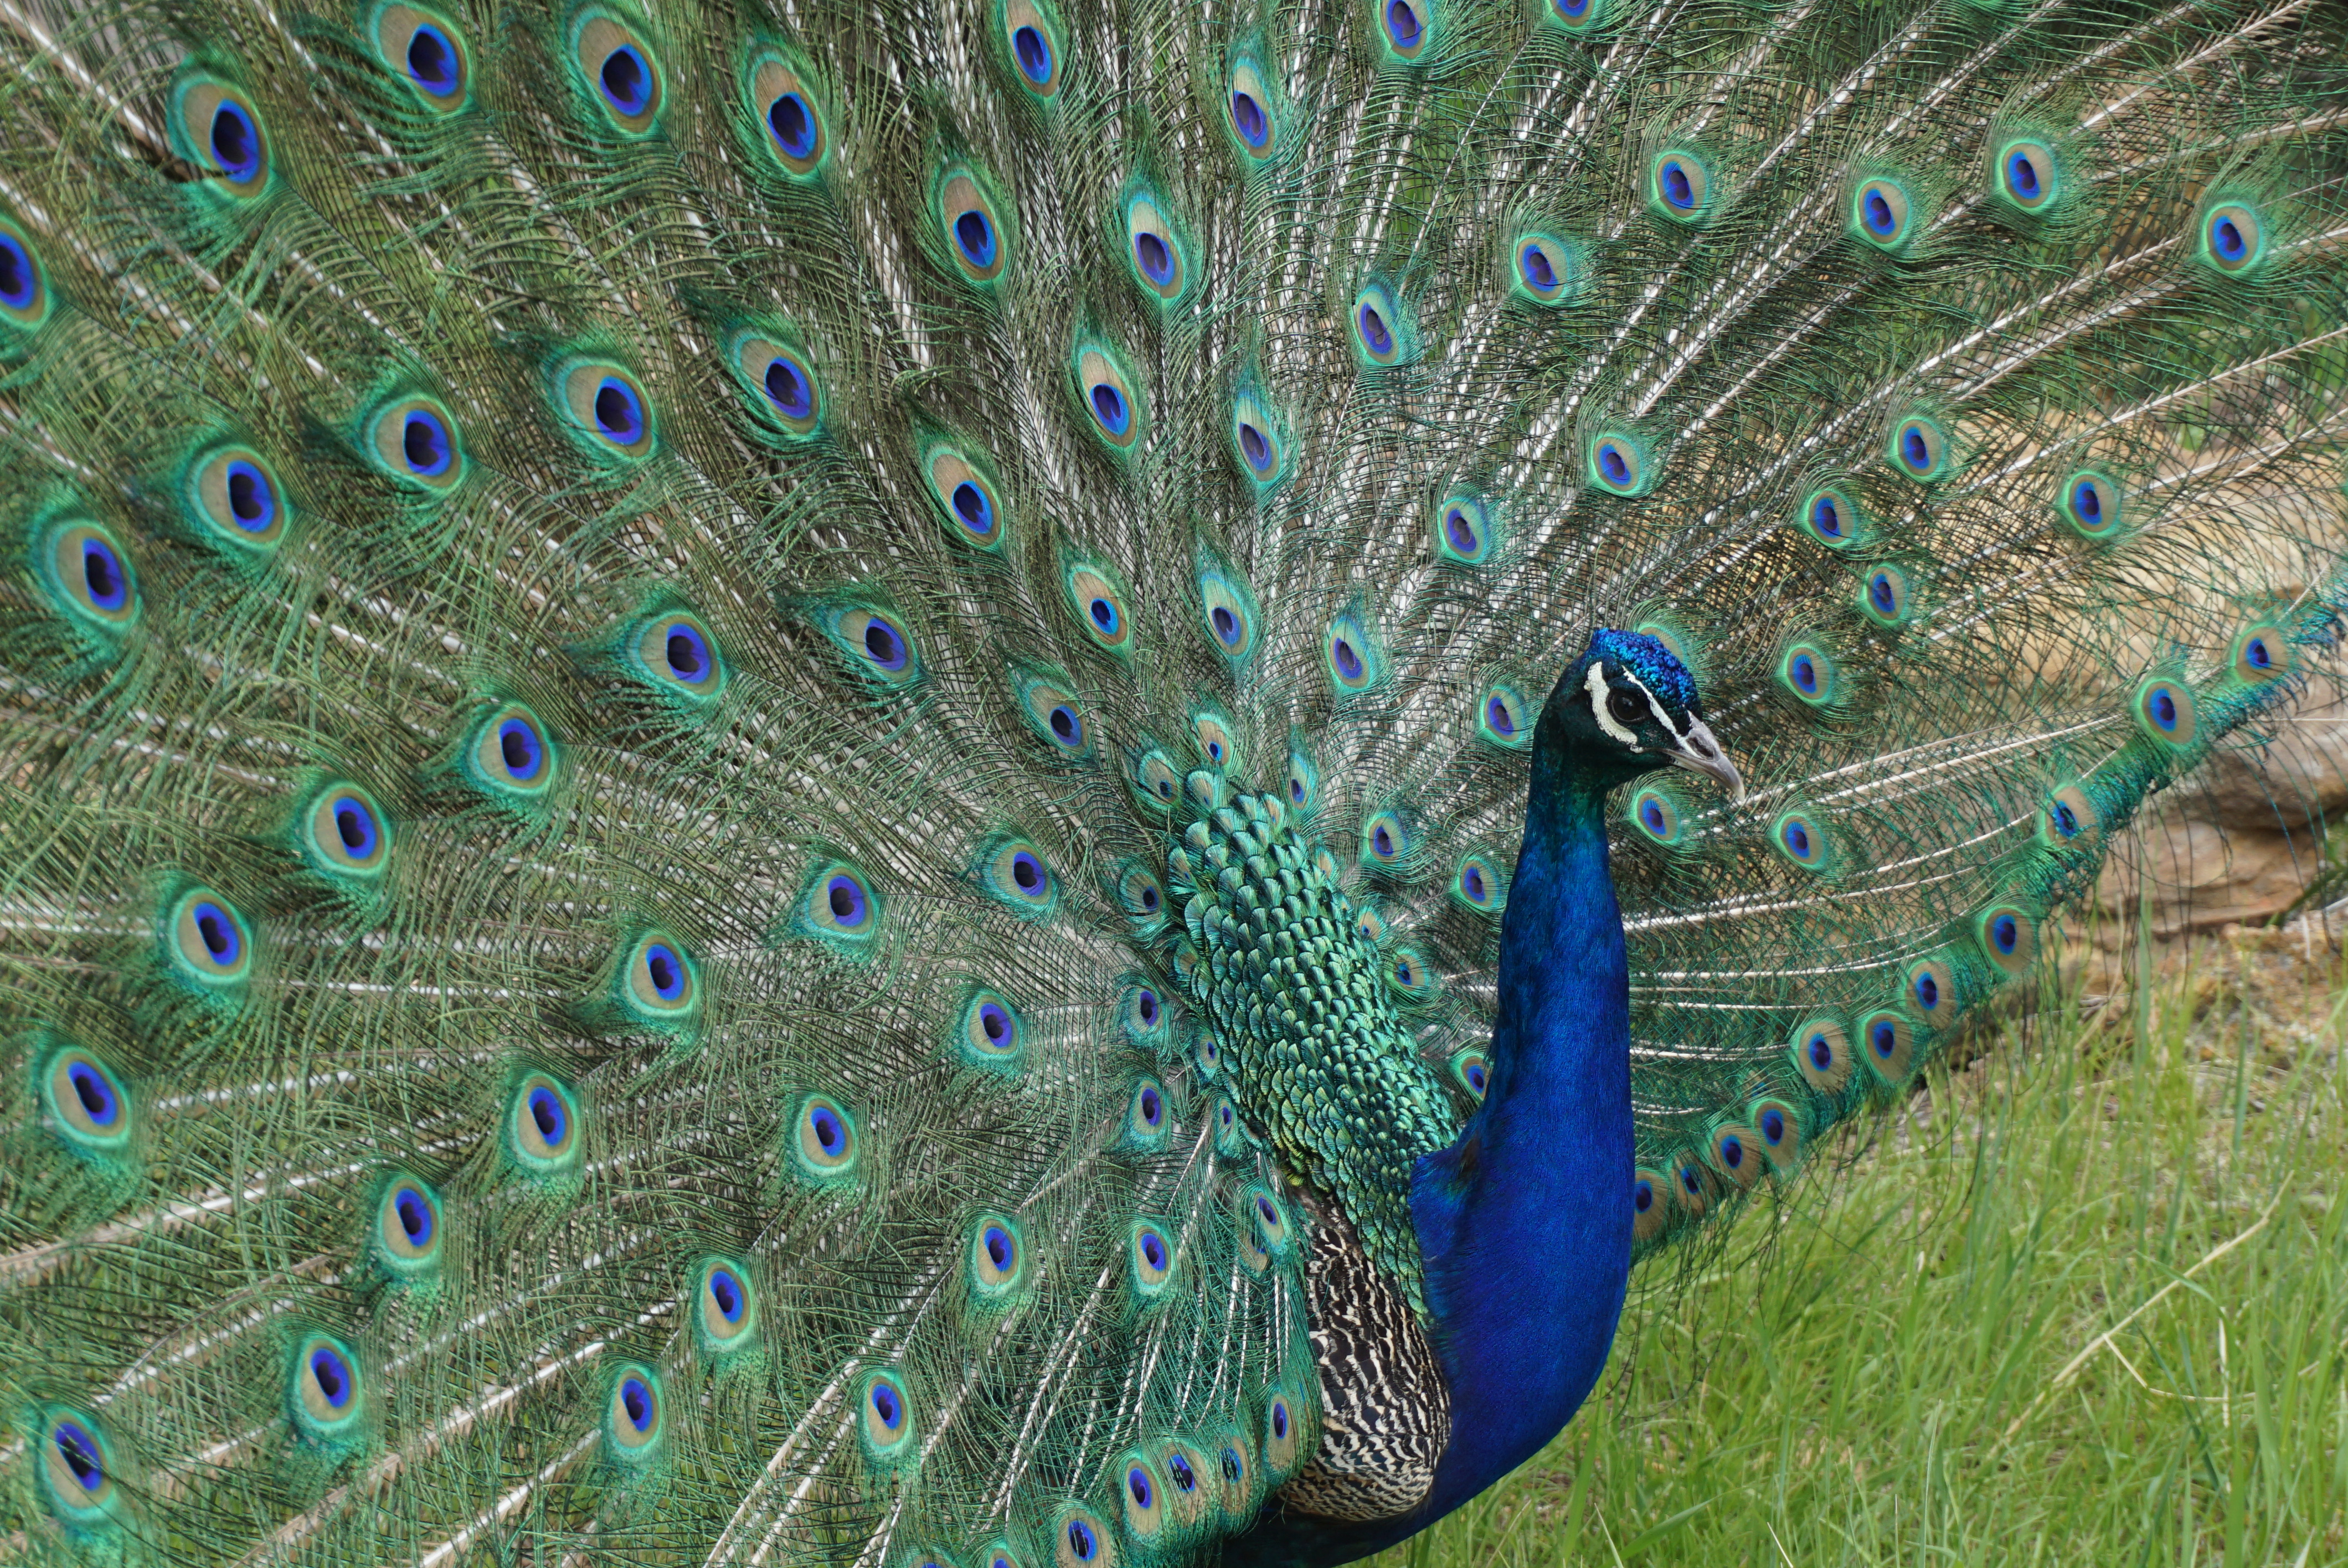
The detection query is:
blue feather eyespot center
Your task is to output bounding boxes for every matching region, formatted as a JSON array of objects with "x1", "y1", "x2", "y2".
[
  {"x1": 1357, "y1": 304, "x2": 1393, "y2": 356},
  {"x1": 1660, "y1": 160, "x2": 1694, "y2": 209},
  {"x1": 1807, "y1": 1031, "x2": 1833, "y2": 1069},
  {"x1": 1554, "y1": 0, "x2": 1590, "y2": 14},
  {"x1": 709, "y1": 1267, "x2": 744, "y2": 1320},
  {"x1": 1811, "y1": 495, "x2": 1843, "y2": 537},
  {"x1": 1333, "y1": 638, "x2": 1363, "y2": 680},
  {"x1": 861, "y1": 616, "x2": 908, "y2": 671},
  {"x1": 1137, "y1": 989, "x2": 1160, "y2": 1026},
  {"x1": 1790, "y1": 654, "x2": 1817, "y2": 695},
  {"x1": 333, "y1": 796, "x2": 379, "y2": 857},
  {"x1": 1463, "y1": 867, "x2": 1486, "y2": 901},
  {"x1": 1289, "y1": 776, "x2": 1306, "y2": 803},
  {"x1": 2244, "y1": 637, "x2": 2272, "y2": 670},
  {"x1": 79, "y1": 538, "x2": 127, "y2": 611},
  {"x1": 621, "y1": 1376, "x2": 653, "y2": 1431},
  {"x1": 408, "y1": 25, "x2": 459, "y2": 94},
  {"x1": 1386, "y1": 0, "x2": 1422, "y2": 47},
  {"x1": 401, "y1": 410, "x2": 453, "y2": 477},
  {"x1": 1870, "y1": 573, "x2": 1897, "y2": 613},
  {"x1": 593, "y1": 378, "x2": 643, "y2": 442},
  {"x1": 1597, "y1": 442, "x2": 1631, "y2": 486},
  {"x1": 810, "y1": 1105, "x2": 846, "y2": 1156},
  {"x1": 1089, "y1": 597, "x2": 1118, "y2": 632},
  {"x1": 2052, "y1": 802, "x2": 2079, "y2": 837},
  {"x1": 1902, "y1": 428, "x2": 1929, "y2": 468},
  {"x1": 1013, "y1": 25, "x2": 1052, "y2": 82},
  {"x1": 498, "y1": 718, "x2": 545, "y2": 781},
  {"x1": 1230, "y1": 92, "x2": 1268, "y2": 147},
  {"x1": 1991, "y1": 914, "x2": 2020, "y2": 955},
  {"x1": 1396, "y1": 958, "x2": 1414, "y2": 984},
  {"x1": 1871, "y1": 1020, "x2": 1898, "y2": 1058},
  {"x1": 0, "y1": 233, "x2": 36, "y2": 311},
  {"x1": 1520, "y1": 244, "x2": 1557, "y2": 289},
  {"x1": 1130, "y1": 1467, "x2": 1154, "y2": 1507},
  {"x1": 1467, "y1": 1061, "x2": 1487, "y2": 1093},
  {"x1": 1139, "y1": 1087, "x2": 1162, "y2": 1126},
  {"x1": 2072, "y1": 479, "x2": 2101, "y2": 524},
  {"x1": 394, "y1": 1187, "x2": 432, "y2": 1244},
  {"x1": 1640, "y1": 798, "x2": 1666, "y2": 833},
  {"x1": 1633, "y1": 1178, "x2": 1653, "y2": 1214},
  {"x1": 1783, "y1": 821, "x2": 1810, "y2": 857},
  {"x1": 68, "y1": 1061, "x2": 118, "y2": 1125},
  {"x1": 869, "y1": 1381, "x2": 901, "y2": 1427},
  {"x1": 1135, "y1": 230, "x2": 1174, "y2": 285},
  {"x1": 1140, "y1": 1230, "x2": 1168, "y2": 1270},
  {"x1": 1238, "y1": 422, "x2": 1273, "y2": 472},
  {"x1": 1010, "y1": 850, "x2": 1044, "y2": 895},
  {"x1": 642, "y1": 942, "x2": 684, "y2": 1000},
  {"x1": 1719, "y1": 1134, "x2": 1745, "y2": 1169},
  {"x1": 768, "y1": 92, "x2": 816, "y2": 158},
  {"x1": 2149, "y1": 687, "x2": 2178, "y2": 730},
  {"x1": 984, "y1": 1225, "x2": 1013, "y2": 1270},
  {"x1": 1067, "y1": 1520, "x2": 1098, "y2": 1560},
  {"x1": 1914, "y1": 972, "x2": 1938, "y2": 1008},
  {"x1": 2006, "y1": 149, "x2": 2040, "y2": 200},
  {"x1": 54, "y1": 1423, "x2": 103, "y2": 1492},
  {"x1": 1271, "y1": 1400, "x2": 1290, "y2": 1438},
  {"x1": 1169, "y1": 1453, "x2": 1196, "y2": 1489},
  {"x1": 1864, "y1": 190, "x2": 1896, "y2": 235},
  {"x1": 1049, "y1": 705, "x2": 1081, "y2": 744},
  {"x1": 599, "y1": 45, "x2": 651, "y2": 115},
  {"x1": 953, "y1": 208, "x2": 996, "y2": 269},
  {"x1": 825, "y1": 875, "x2": 868, "y2": 927},
  {"x1": 1223, "y1": 1447, "x2": 1244, "y2": 1482},
  {"x1": 1212, "y1": 605, "x2": 1243, "y2": 646},
  {"x1": 1218, "y1": 1103, "x2": 1234, "y2": 1127},
  {"x1": 210, "y1": 101, "x2": 260, "y2": 181},
  {"x1": 223, "y1": 459, "x2": 276, "y2": 532},
  {"x1": 950, "y1": 481, "x2": 993, "y2": 534},
  {"x1": 1446, "y1": 508, "x2": 1480, "y2": 554},
  {"x1": 1089, "y1": 381, "x2": 1129, "y2": 434},
  {"x1": 308, "y1": 1347, "x2": 353, "y2": 1409},
  {"x1": 2212, "y1": 215, "x2": 2246, "y2": 261},
  {"x1": 528, "y1": 1086, "x2": 567, "y2": 1145},
  {"x1": 1760, "y1": 1108, "x2": 1787, "y2": 1144},
  {"x1": 977, "y1": 1002, "x2": 1010, "y2": 1044},
  {"x1": 763, "y1": 355, "x2": 813, "y2": 418},
  {"x1": 193, "y1": 900, "x2": 241, "y2": 964},
  {"x1": 665, "y1": 625, "x2": 709, "y2": 680}
]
